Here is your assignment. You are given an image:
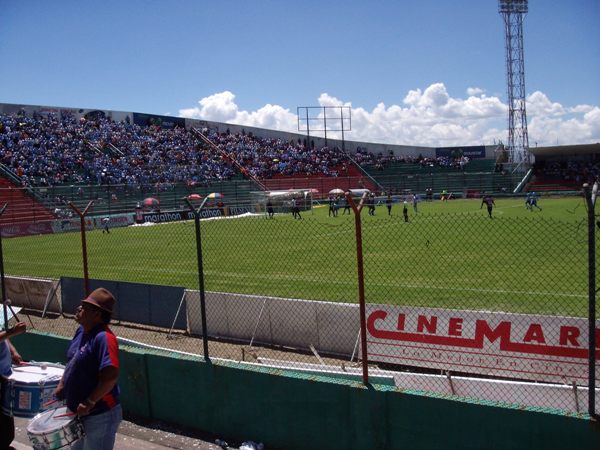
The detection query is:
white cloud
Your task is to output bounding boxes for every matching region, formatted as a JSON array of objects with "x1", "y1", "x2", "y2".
[
  {"x1": 467, "y1": 87, "x2": 485, "y2": 96},
  {"x1": 179, "y1": 91, "x2": 239, "y2": 123},
  {"x1": 526, "y1": 91, "x2": 565, "y2": 117},
  {"x1": 179, "y1": 84, "x2": 600, "y2": 147}
]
